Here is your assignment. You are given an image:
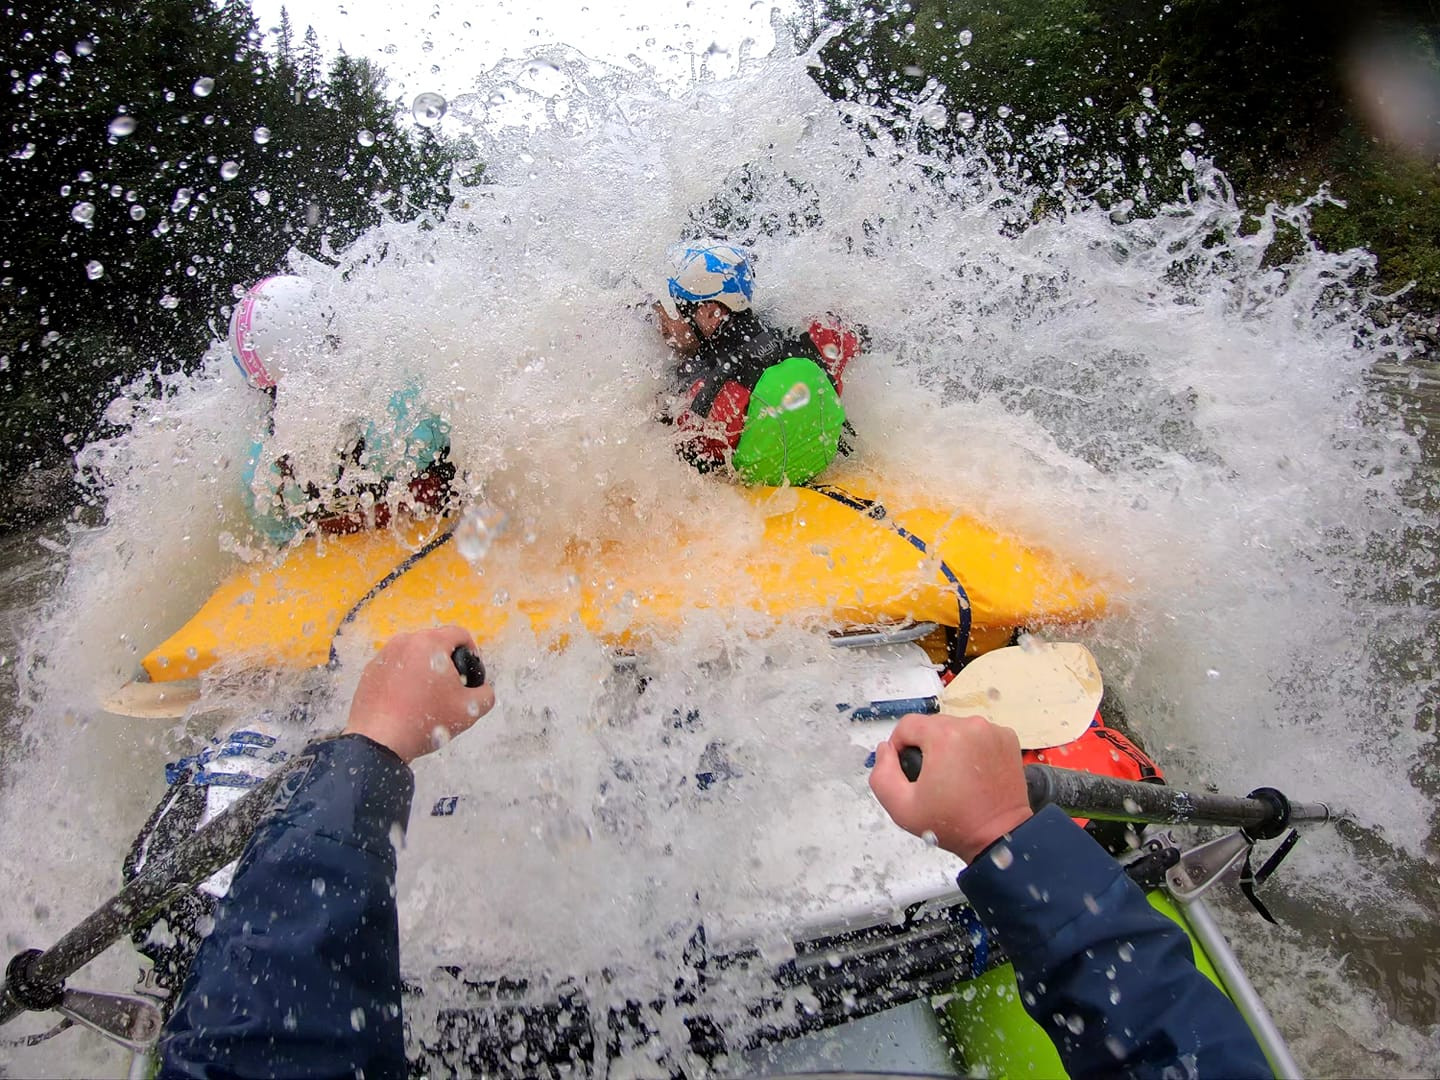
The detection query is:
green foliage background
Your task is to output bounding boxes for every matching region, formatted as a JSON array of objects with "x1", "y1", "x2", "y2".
[
  {"x1": 5, "y1": 1, "x2": 1440, "y2": 522},
  {"x1": 0, "y1": 1, "x2": 471, "y2": 519},
  {"x1": 801, "y1": 0, "x2": 1440, "y2": 299}
]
